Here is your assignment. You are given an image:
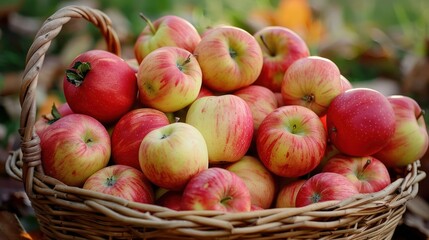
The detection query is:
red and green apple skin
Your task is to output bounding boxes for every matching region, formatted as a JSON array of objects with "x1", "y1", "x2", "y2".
[
  {"x1": 326, "y1": 88, "x2": 396, "y2": 157},
  {"x1": 186, "y1": 95, "x2": 254, "y2": 164},
  {"x1": 281, "y1": 56, "x2": 343, "y2": 117},
  {"x1": 134, "y1": 15, "x2": 201, "y2": 63},
  {"x1": 111, "y1": 108, "x2": 170, "y2": 170},
  {"x1": 40, "y1": 114, "x2": 111, "y2": 187},
  {"x1": 374, "y1": 95, "x2": 429, "y2": 167},
  {"x1": 83, "y1": 165, "x2": 155, "y2": 204},
  {"x1": 194, "y1": 26, "x2": 263, "y2": 92},
  {"x1": 295, "y1": 172, "x2": 359, "y2": 207},
  {"x1": 256, "y1": 105, "x2": 327, "y2": 178},
  {"x1": 226, "y1": 155, "x2": 276, "y2": 209},
  {"x1": 139, "y1": 122, "x2": 209, "y2": 191},
  {"x1": 181, "y1": 167, "x2": 251, "y2": 212},
  {"x1": 35, "y1": 102, "x2": 73, "y2": 139},
  {"x1": 137, "y1": 46, "x2": 202, "y2": 112},
  {"x1": 322, "y1": 155, "x2": 391, "y2": 193},
  {"x1": 253, "y1": 26, "x2": 310, "y2": 92},
  {"x1": 275, "y1": 179, "x2": 306, "y2": 208}
]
